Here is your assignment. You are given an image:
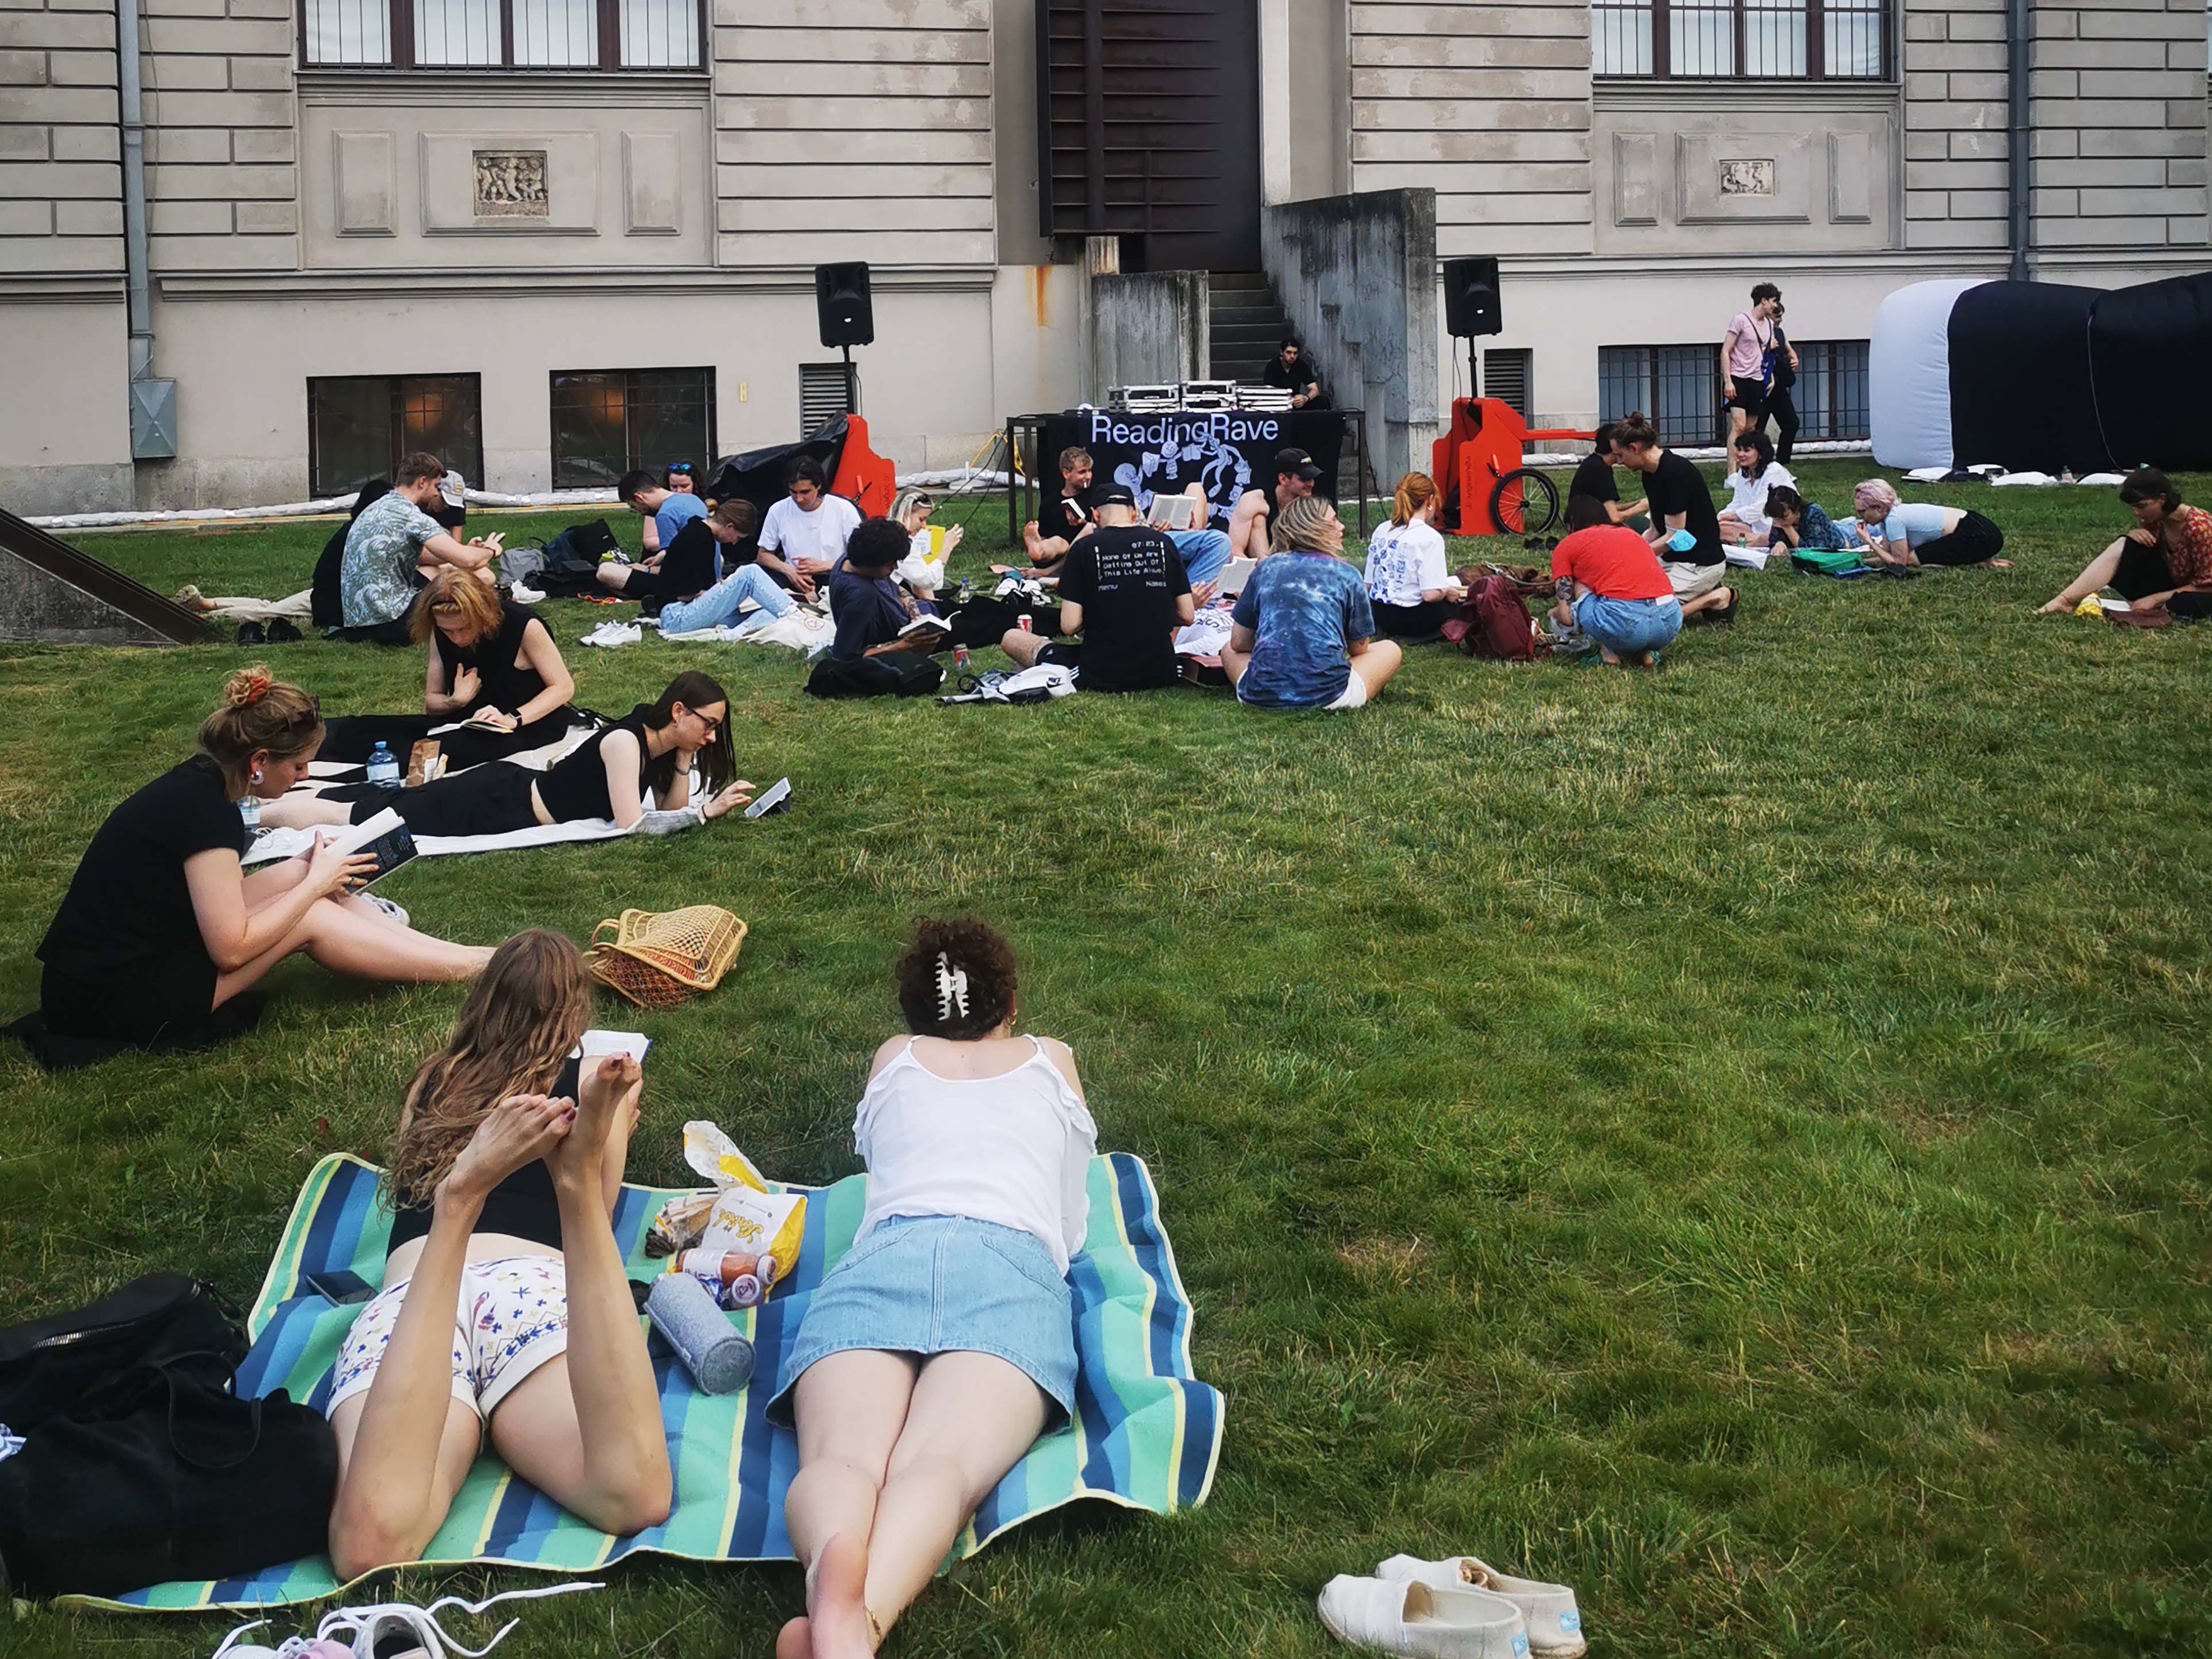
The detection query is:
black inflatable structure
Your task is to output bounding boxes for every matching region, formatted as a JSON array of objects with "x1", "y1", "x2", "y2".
[{"x1": 1871, "y1": 270, "x2": 2212, "y2": 474}]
